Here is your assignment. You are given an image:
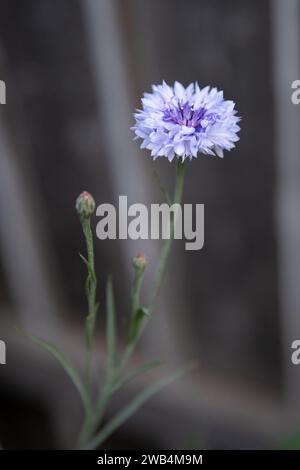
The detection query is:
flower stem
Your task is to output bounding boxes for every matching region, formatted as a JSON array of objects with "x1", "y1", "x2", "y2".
[
  {"x1": 118, "y1": 159, "x2": 185, "y2": 372},
  {"x1": 76, "y1": 161, "x2": 185, "y2": 448},
  {"x1": 80, "y1": 215, "x2": 98, "y2": 386},
  {"x1": 148, "y1": 159, "x2": 185, "y2": 314},
  {"x1": 77, "y1": 213, "x2": 99, "y2": 448},
  {"x1": 131, "y1": 269, "x2": 143, "y2": 317},
  {"x1": 77, "y1": 376, "x2": 111, "y2": 448}
]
